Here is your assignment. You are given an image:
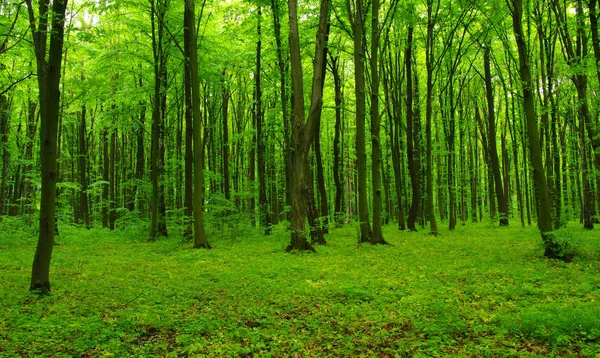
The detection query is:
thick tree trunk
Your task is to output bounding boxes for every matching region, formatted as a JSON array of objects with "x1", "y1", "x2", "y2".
[
  {"x1": 351, "y1": 0, "x2": 372, "y2": 242},
  {"x1": 186, "y1": 0, "x2": 210, "y2": 249},
  {"x1": 286, "y1": 0, "x2": 329, "y2": 252},
  {"x1": 28, "y1": 0, "x2": 68, "y2": 294}
]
